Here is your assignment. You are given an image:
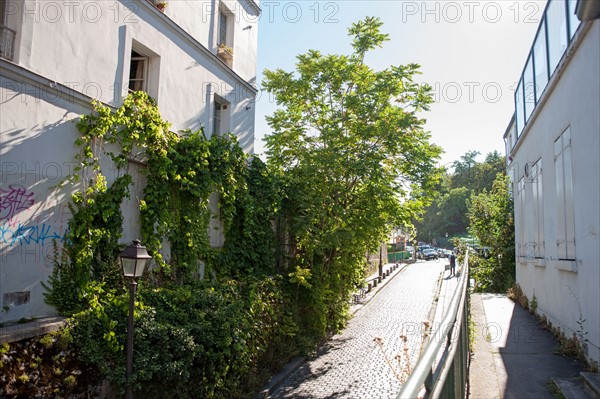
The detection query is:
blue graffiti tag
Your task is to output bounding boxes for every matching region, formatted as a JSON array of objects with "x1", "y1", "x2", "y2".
[{"x1": 0, "y1": 222, "x2": 68, "y2": 247}]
